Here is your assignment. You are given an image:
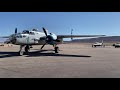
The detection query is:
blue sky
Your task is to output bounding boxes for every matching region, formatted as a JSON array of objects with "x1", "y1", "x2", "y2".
[{"x1": 0, "y1": 12, "x2": 120, "y2": 41}]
